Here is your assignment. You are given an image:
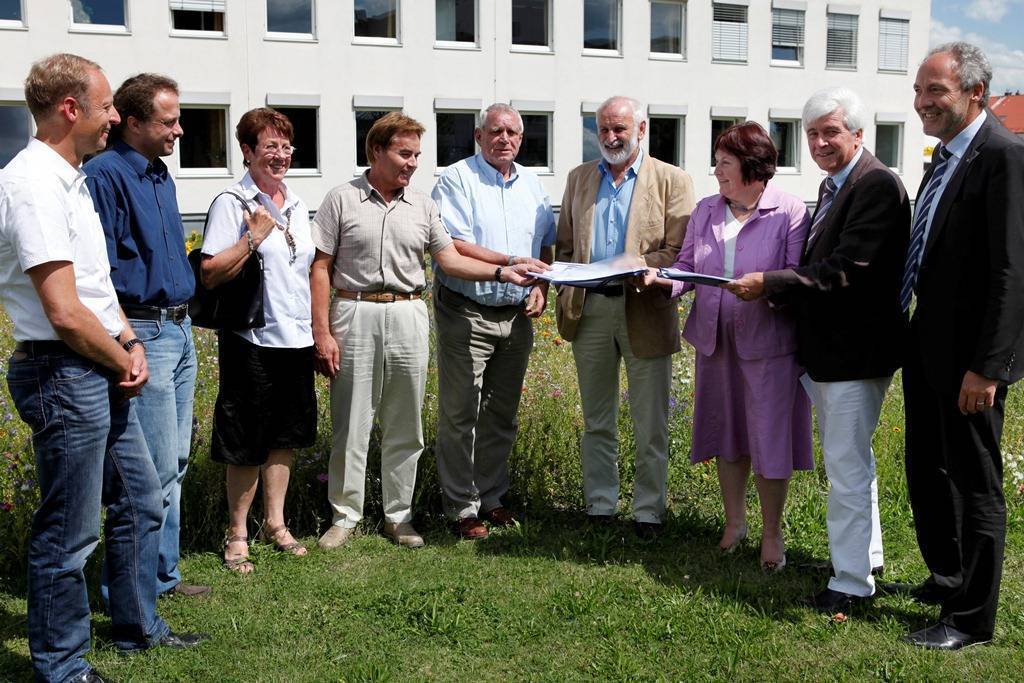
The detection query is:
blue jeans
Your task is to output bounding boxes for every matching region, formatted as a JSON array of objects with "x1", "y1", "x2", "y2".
[
  {"x1": 7, "y1": 345, "x2": 170, "y2": 682},
  {"x1": 102, "y1": 315, "x2": 196, "y2": 596}
]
